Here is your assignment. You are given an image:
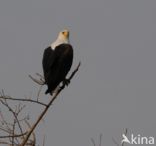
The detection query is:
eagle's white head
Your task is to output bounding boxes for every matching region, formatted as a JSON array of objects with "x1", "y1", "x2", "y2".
[{"x1": 51, "y1": 29, "x2": 70, "y2": 50}]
